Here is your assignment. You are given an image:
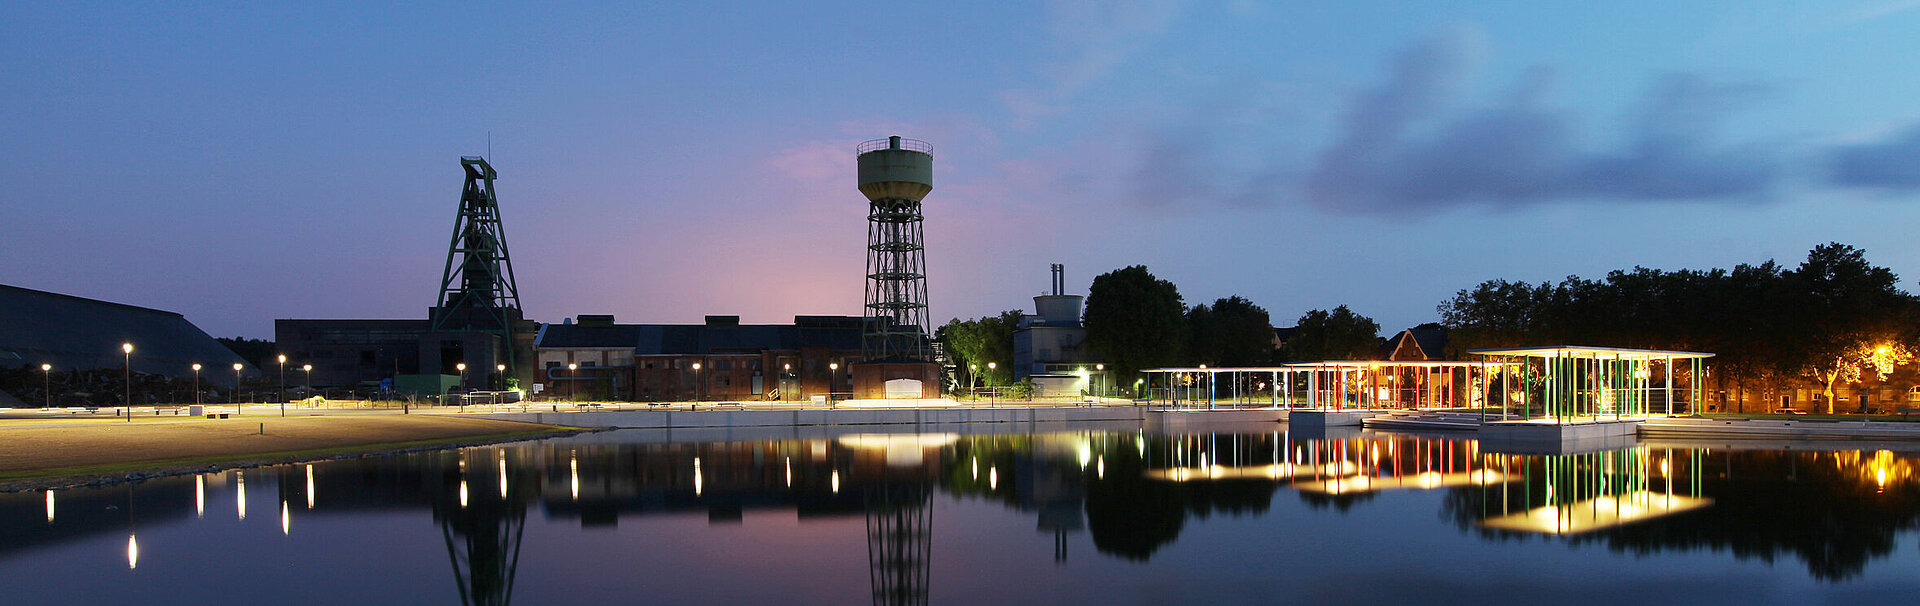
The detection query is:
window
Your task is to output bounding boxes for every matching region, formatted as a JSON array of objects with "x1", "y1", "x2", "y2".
[{"x1": 715, "y1": 360, "x2": 732, "y2": 371}]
